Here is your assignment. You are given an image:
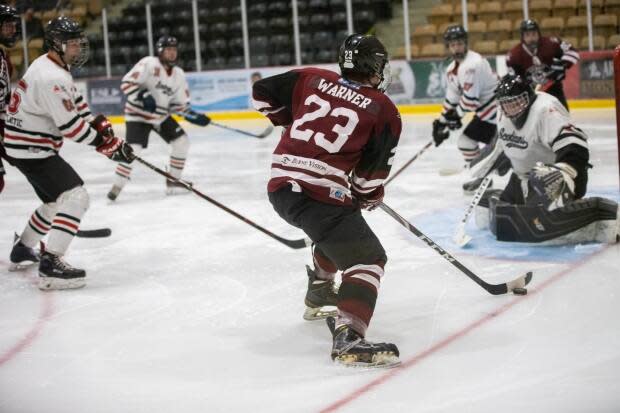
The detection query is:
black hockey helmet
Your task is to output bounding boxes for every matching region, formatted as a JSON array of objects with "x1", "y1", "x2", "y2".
[
  {"x1": 338, "y1": 34, "x2": 391, "y2": 92},
  {"x1": 156, "y1": 35, "x2": 178, "y2": 67},
  {"x1": 496, "y1": 74, "x2": 537, "y2": 129},
  {"x1": 519, "y1": 19, "x2": 541, "y2": 37},
  {"x1": 443, "y1": 24, "x2": 468, "y2": 43},
  {"x1": 443, "y1": 25, "x2": 468, "y2": 60},
  {"x1": 44, "y1": 16, "x2": 89, "y2": 67},
  {"x1": 0, "y1": 4, "x2": 20, "y2": 47}
]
